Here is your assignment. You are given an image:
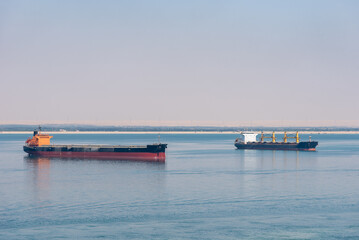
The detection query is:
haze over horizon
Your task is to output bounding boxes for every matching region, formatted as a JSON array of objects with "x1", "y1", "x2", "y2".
[
  {"x1": 1, "y1": 1, "x2": 358, "y2": 127},
  {"x1": 1, "y1": 120, "x2": 359, "y2": 128}
]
